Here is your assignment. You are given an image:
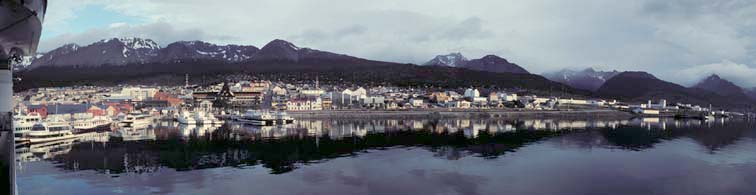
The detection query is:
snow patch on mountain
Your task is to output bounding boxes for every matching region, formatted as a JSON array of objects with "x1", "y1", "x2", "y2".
[
  {"x1": 423, "y1": 53, "x2": 468, "y2": 67},
  {"x1": 543, "y1": 68, "x2": 620, "y2": 91}
]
